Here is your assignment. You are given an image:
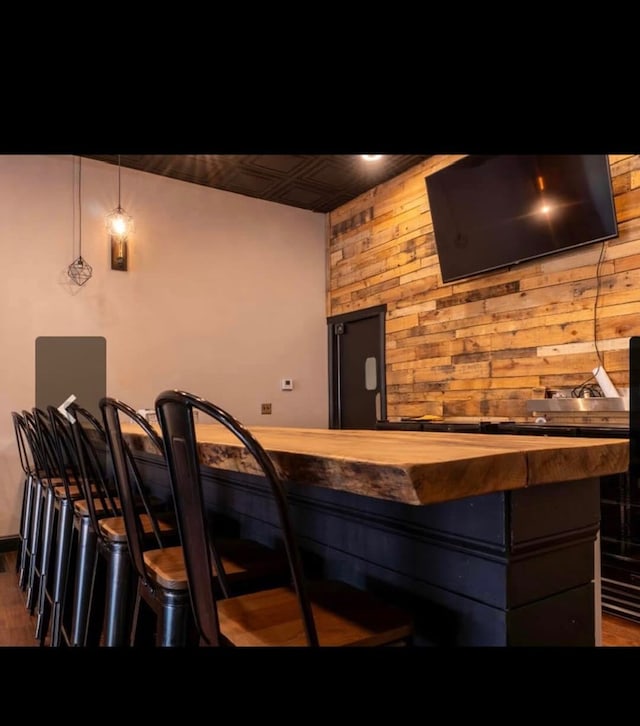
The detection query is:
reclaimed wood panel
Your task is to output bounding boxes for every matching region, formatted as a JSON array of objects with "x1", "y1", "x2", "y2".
[{"x1": 328, "y1": 154, "x2": 640, "y2": 421}]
